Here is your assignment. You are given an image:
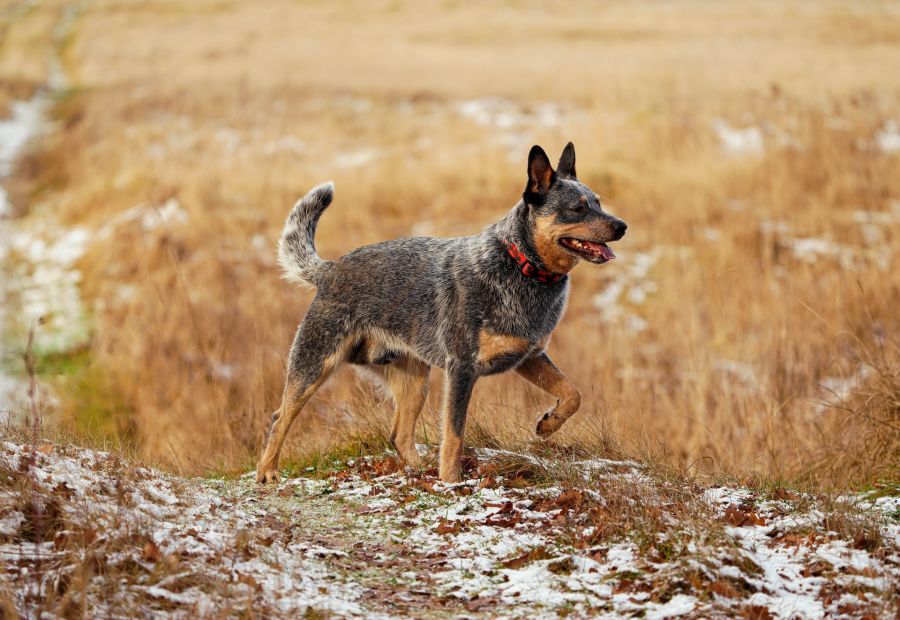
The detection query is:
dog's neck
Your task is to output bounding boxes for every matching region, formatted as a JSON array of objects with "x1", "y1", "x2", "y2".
[
  {"x1": 485, "y1": 201, "x2": 568, "y2": 285},
  {"x1": 491, "y1": 201, "x2": 557, "y2": 275}
]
